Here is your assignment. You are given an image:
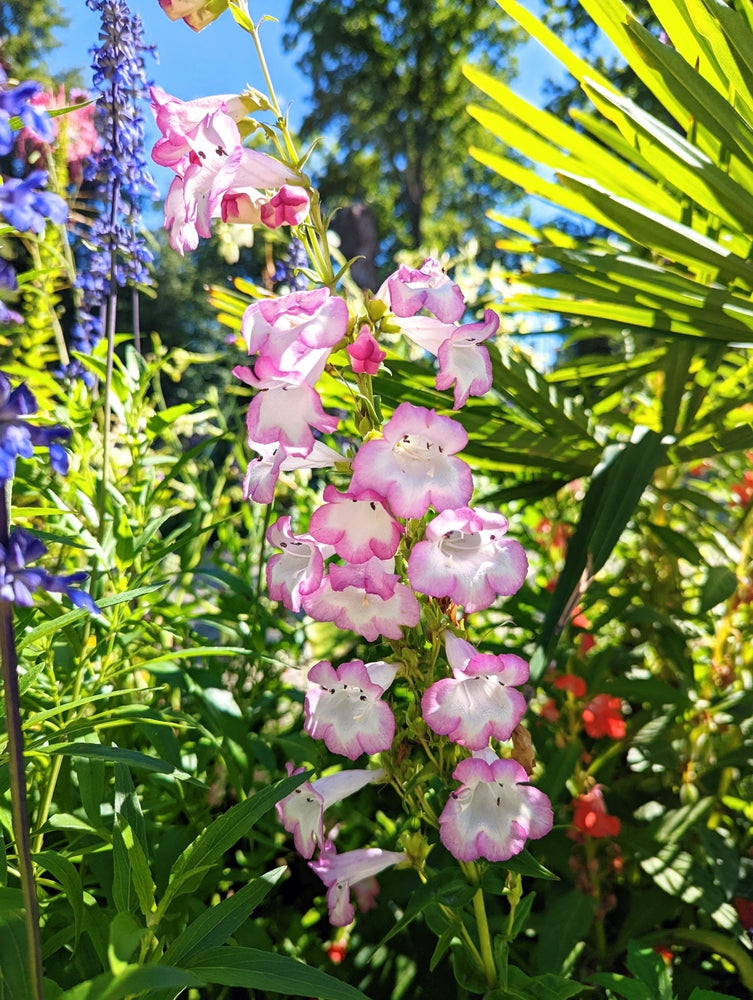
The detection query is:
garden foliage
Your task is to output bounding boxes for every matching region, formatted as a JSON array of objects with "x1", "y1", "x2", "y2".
[{"x1": 0, "y1": 0, "x2": 751, "y2": 999}]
